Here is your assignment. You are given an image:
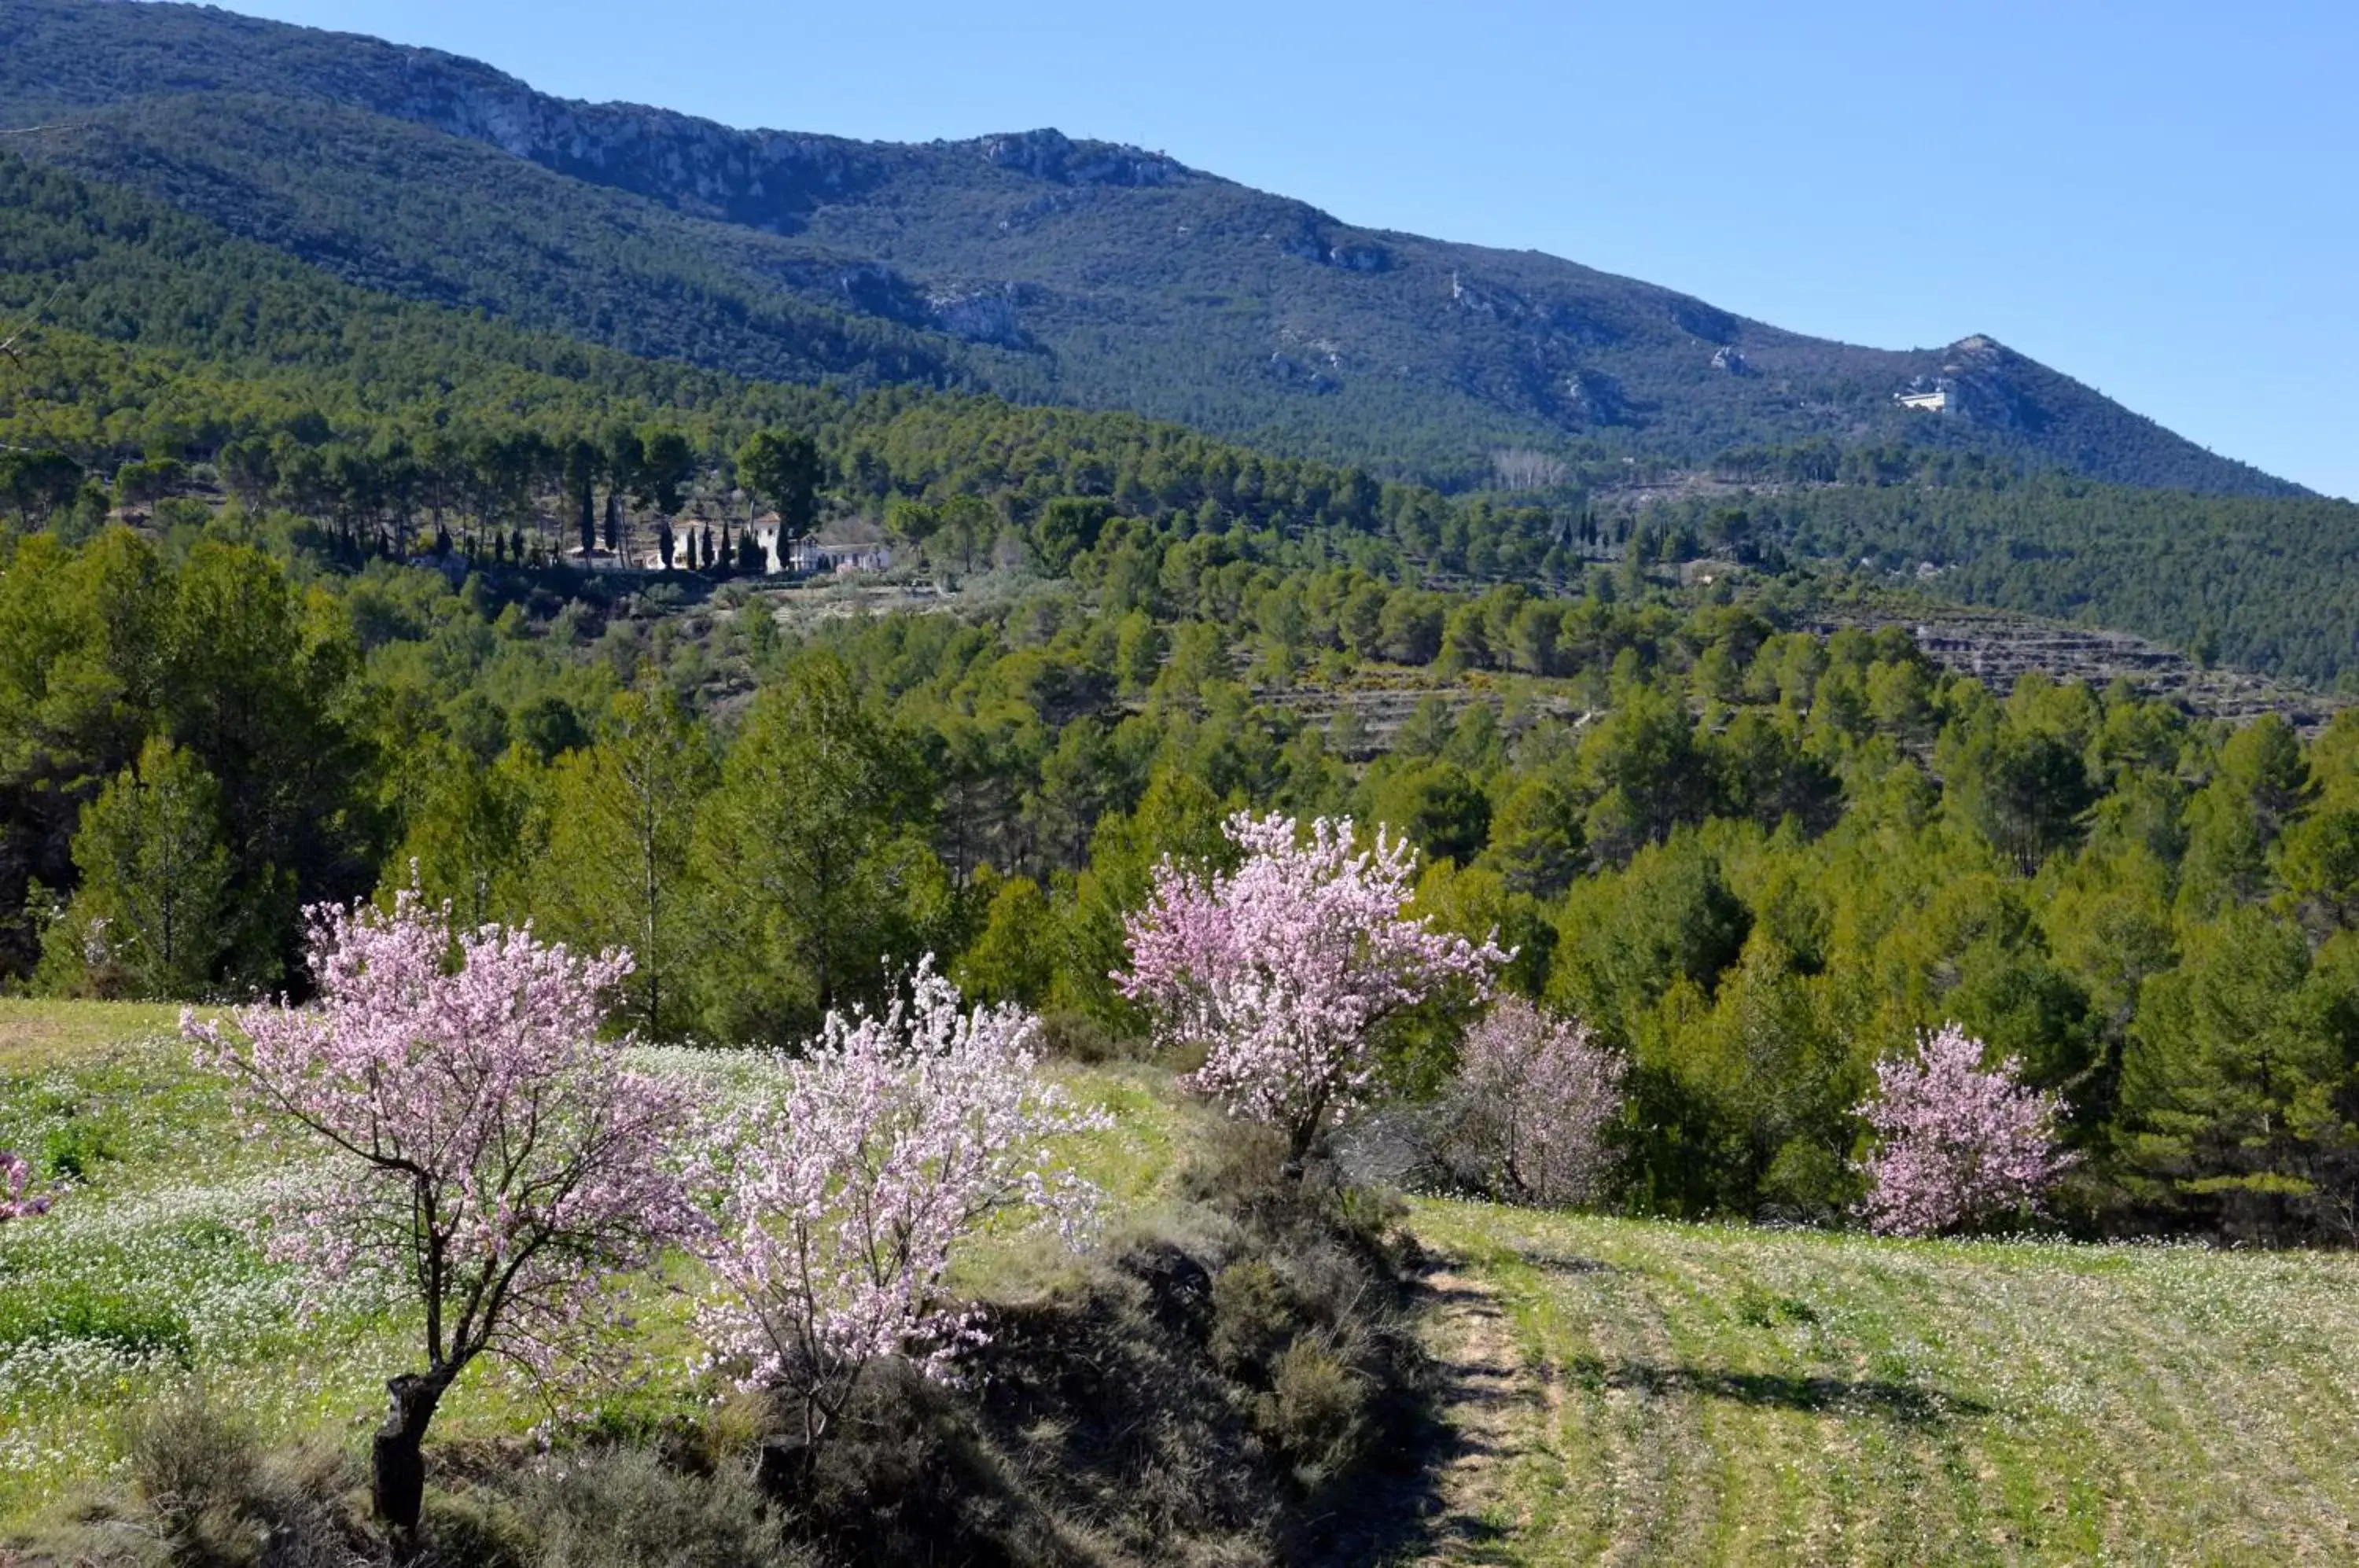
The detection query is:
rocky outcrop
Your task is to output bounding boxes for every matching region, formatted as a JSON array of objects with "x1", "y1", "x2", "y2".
[
  {"x1": 1264, "y1": 353, "x2": 1340, "y2": 393},
  {"x1": 1448, "y1": 271, "x2": 1523, "y2": 319},
  {"x1": 973, "y1": 128, "x2": 1194, "y2": 187},
  {"x1": 1669, "y1": 299, "x2": 1738, "y2": 344},
  {"x1": 324, "y1": 56, "x2": 892, "y2": 232},
  {"x1": 926, "y1": 285, "x2": 1030, "y2": 348}
]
